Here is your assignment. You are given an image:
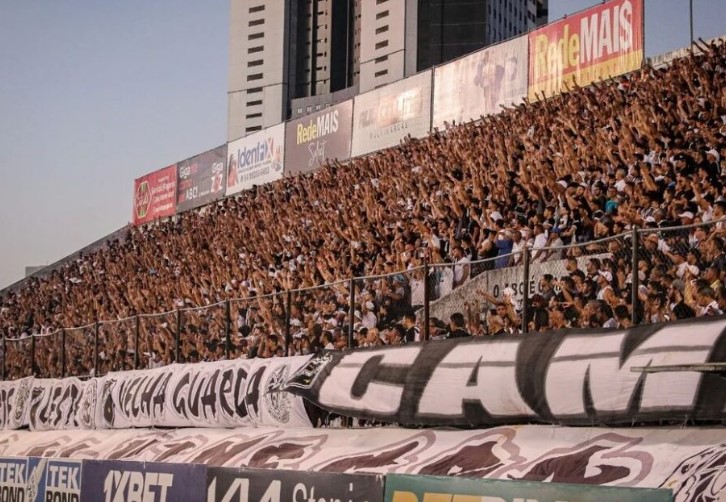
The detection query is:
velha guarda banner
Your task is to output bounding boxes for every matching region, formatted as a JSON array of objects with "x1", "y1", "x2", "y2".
[{"x1": 528, "y1": 0, "x2": 644, "y2": 100}]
